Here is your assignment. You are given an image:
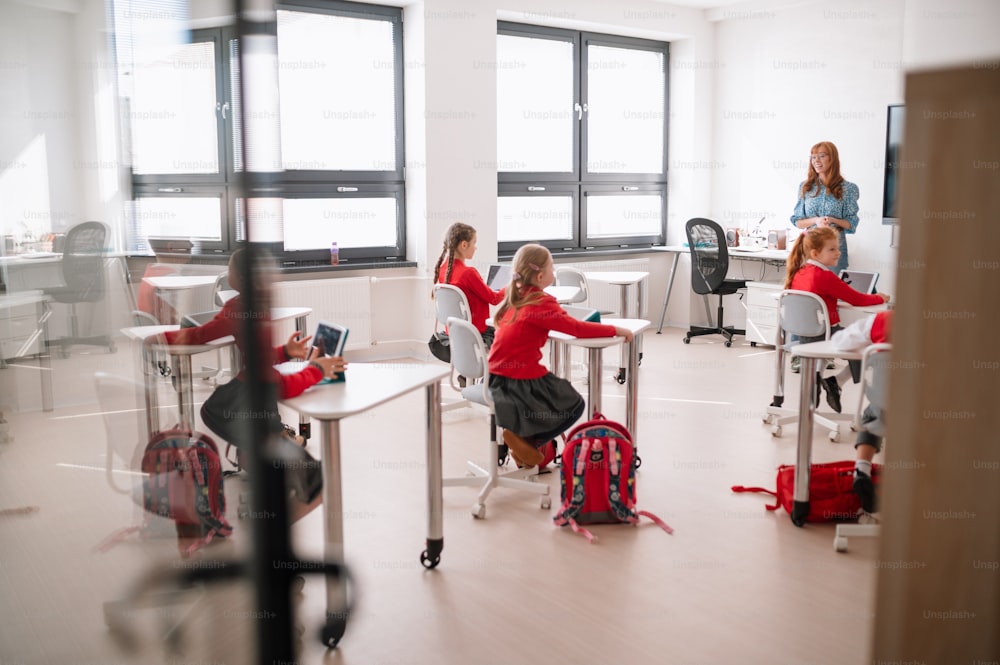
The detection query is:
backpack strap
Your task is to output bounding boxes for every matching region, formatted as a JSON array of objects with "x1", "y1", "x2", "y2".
[
  {"x1": 565, "y1": 517, "x2": 598, "y2": 544},
  {"x1": 553, "y1": 437, "x2": 596, "y2": 528},
  {"x1": 731, "y1": 485, "x2": 781, "y2": 512}
]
